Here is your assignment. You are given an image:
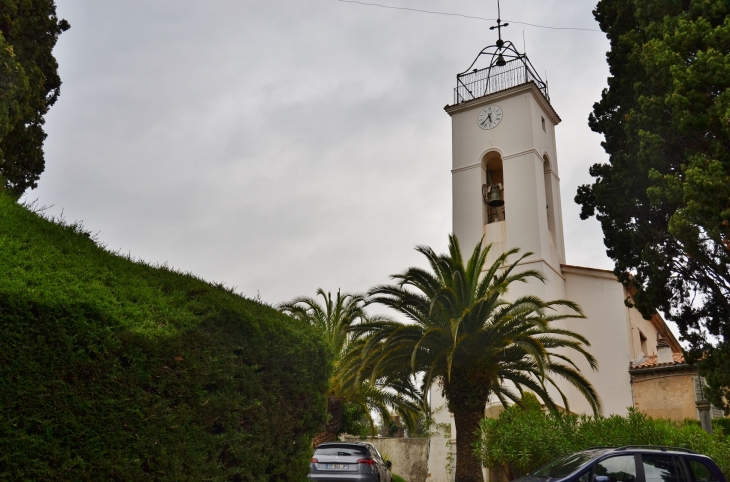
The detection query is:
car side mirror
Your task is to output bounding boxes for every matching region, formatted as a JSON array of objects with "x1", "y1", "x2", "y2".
[
  {"x1": 595, "y1": 476, "x2": 610, "y2": 482},
  {"x1": 386, "y1": 460, "x2": 392, "y2": 470}
]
